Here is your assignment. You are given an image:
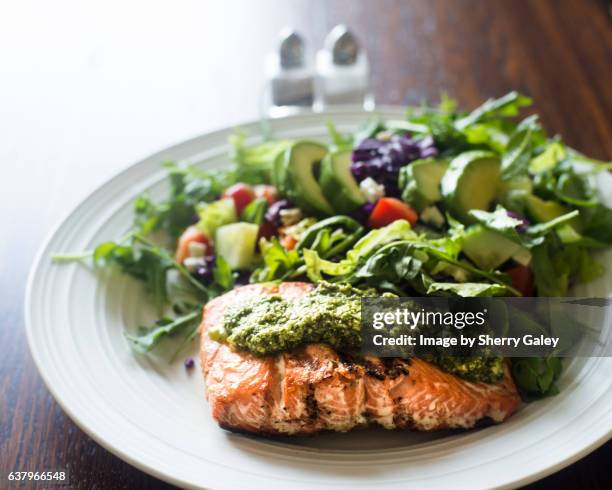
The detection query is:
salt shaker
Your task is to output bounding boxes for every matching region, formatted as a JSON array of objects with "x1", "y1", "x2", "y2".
[
  {"x1": 315, "y1": 25, "x2": 372, "y2": 110},
  {"x1": 265, "y1": 28, "x2": 315, "y2": 115}
]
